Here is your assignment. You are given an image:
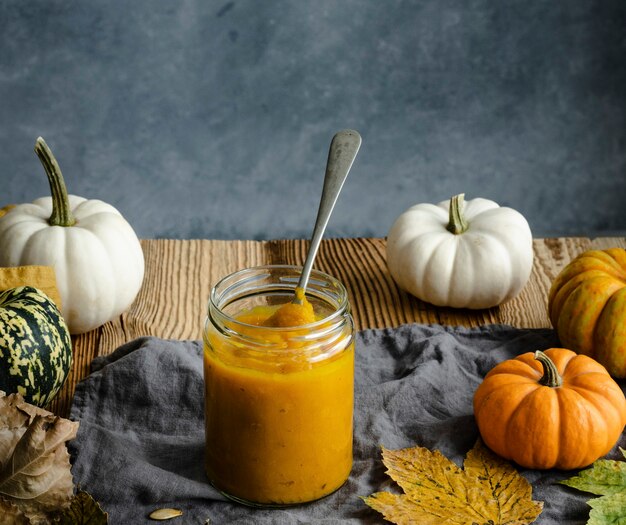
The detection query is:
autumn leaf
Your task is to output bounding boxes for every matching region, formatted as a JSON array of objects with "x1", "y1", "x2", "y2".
[
  {"x1": 560, "y1": 449, "x2": 626, "y2": 525},
  {"x1": 0, "y1": 498, "x2": 30, "y2": 525},
  {"x1": 364, "y1": 439, "x2": 543, "y2": 525},
  {"x1": 0, "y1": 391, "x2": 79, "y2": 524},
  {"x1": 58, "y1": 490, "x2": 109, "y2": 525}
]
